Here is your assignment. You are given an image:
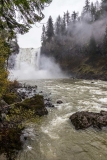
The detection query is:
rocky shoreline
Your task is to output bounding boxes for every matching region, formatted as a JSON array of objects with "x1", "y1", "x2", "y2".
[{"x1": 0, "y1": 81, "x2": 54, "y2": 159}]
